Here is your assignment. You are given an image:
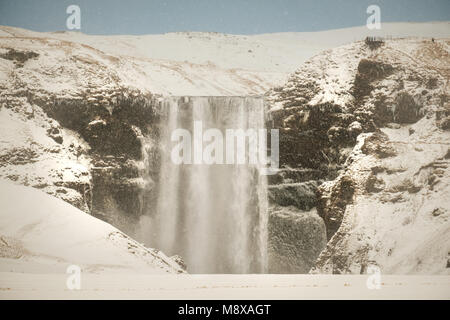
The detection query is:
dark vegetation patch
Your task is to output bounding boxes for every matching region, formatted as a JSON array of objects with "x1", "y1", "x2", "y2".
[
  {"x1": 273, "y1": 102, "x2": 358, "y2": 174},
  {"x1": 393, "y1": 92, "x2": 422, "y2": 124},
  {"x1": 43, "y1": 90, "x2": 158, "y2": 159},
  {"x1": 353, "y1": 59, "x2": 394, "y2": 102},
  {"x1": 0, "y1": 48, "x2": 39, "y2": 67}
]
